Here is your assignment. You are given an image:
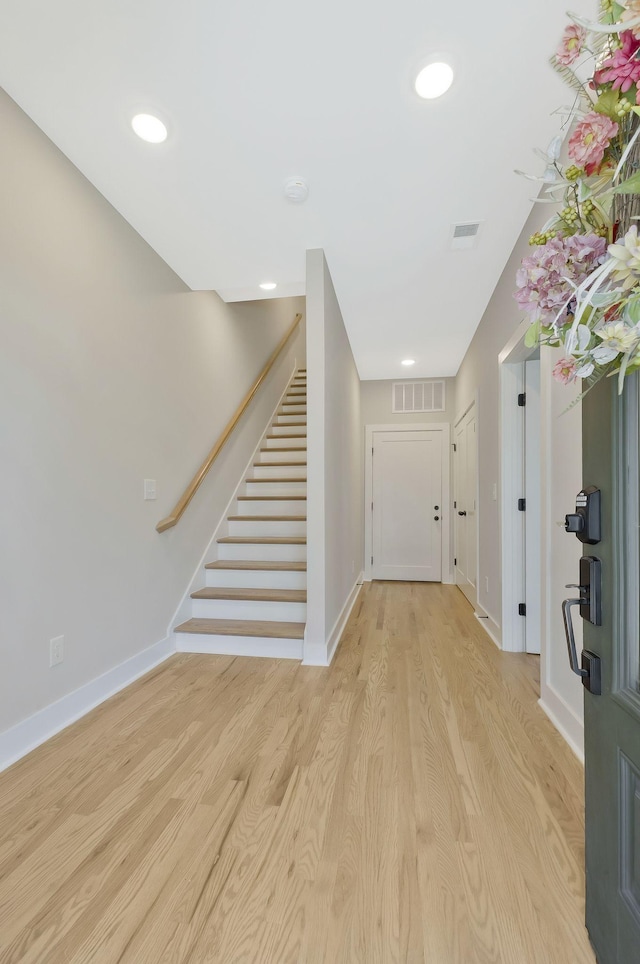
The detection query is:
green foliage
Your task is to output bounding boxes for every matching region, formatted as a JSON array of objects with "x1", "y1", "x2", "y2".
[
  {"x1": 548, "y1": 56, "x2": 592, "y2": 109},
  {"x1": 524, "y1": 322, "x2": 541, "y2": 349},
  {"x1": 594, "y1": 89, "x2": 620, "y2": 119},
  {"x1": 613, "y1": 171, "x2": 640, "y2": 194}
]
